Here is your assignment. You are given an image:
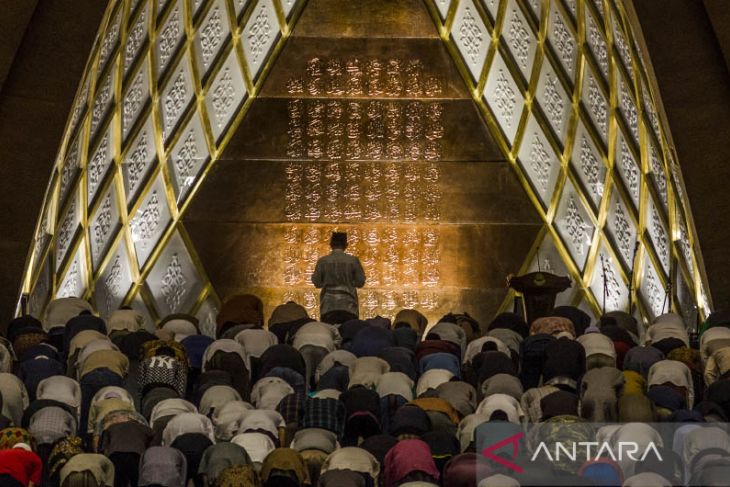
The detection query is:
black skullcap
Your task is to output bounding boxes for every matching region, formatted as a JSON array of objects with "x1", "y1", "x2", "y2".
[{"x1": 330, "y1": 232, "x2": 347, "y2": 246}]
